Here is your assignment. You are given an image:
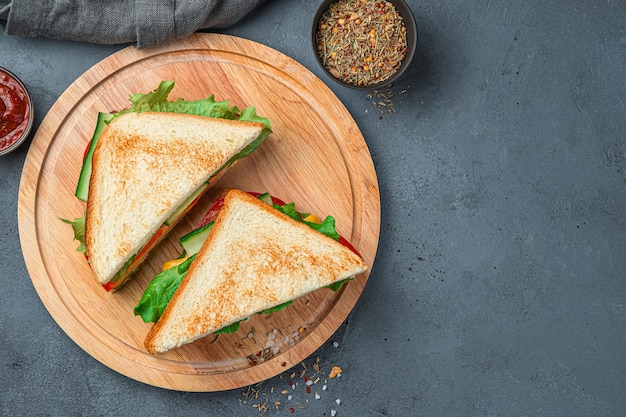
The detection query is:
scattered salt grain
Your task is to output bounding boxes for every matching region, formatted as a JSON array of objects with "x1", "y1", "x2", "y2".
[
  {"x1": 331, "y1": 409, "x2": 337, "y2": 417},
  {"x1": 315, "y1": 393, "x2": 321, "y2": 400},
  {"x1": 335, "y1": 399, "x2": 341, "y2": 405},
  {"x1": 288, "y1": 395, "x2": 292, "y2": 401},
  {"x1": 322, "y1": 385, "x2": 328, "y2": 391},
  {"x1": 332, "y1": 341, "x2": 339, "y2": 348}
]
